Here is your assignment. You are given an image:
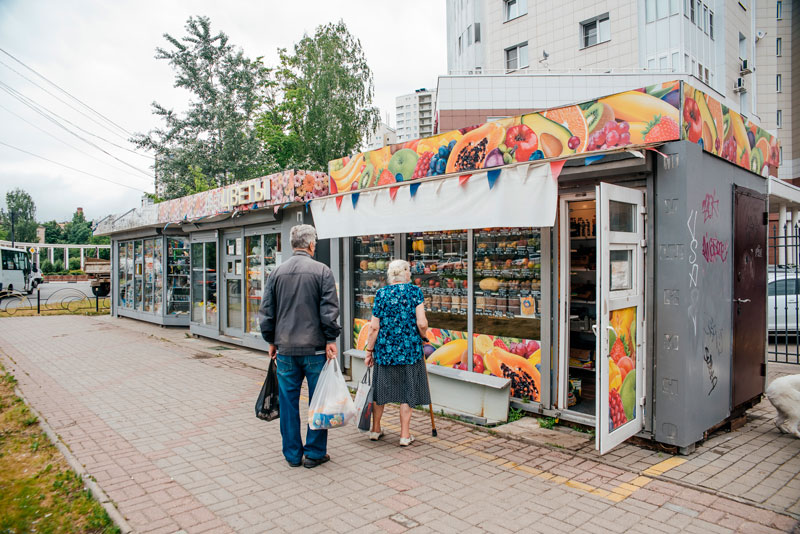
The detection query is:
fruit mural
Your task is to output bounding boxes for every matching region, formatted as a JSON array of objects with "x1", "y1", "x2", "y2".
[
  {"x1": 608, "y1": 307, "x2": 637, "y2": 432},
  {"x1": 354, "y1": 319, "x2": 542, "y2": 401},
  {"x1": 329, "y1": 82, "x2": 682, "y2": 192},
  {"x1": 683, "y1": 84, "x2": 780, "y2": 177}
]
